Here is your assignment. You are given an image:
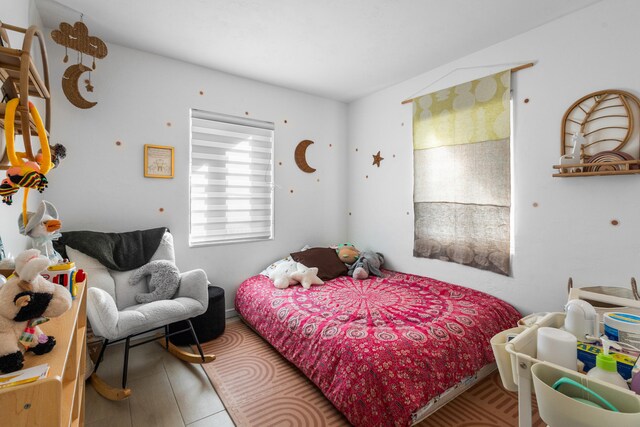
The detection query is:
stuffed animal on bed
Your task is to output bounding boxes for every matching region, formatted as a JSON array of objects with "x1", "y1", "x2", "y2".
[
  {"x1": 268, "y1": 260, "x2": 323, "y2": 289},
  {"x1": 348, "y1": 251, "x2": 385, "y2": 280},
  {"x1": 129, "y1": 260, "x2": 181, "y2": 304},
  {"x1": 0, "y1": 249, "x2": 72, "y2": 373},
  {"x1": 336, "y1": 243, "x2": 360, "y2": 265}
]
